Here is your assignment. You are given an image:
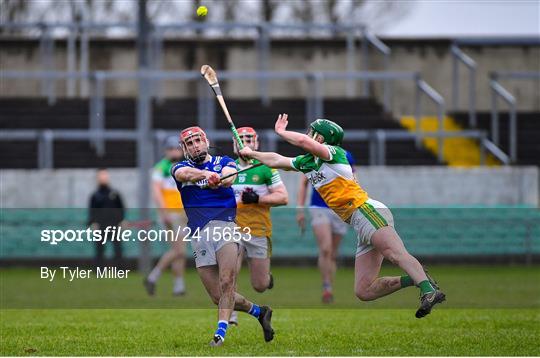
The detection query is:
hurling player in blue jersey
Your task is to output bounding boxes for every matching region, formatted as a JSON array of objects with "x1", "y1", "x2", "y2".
[
  {"x1": 171, "y1": 126, "x2": 274, "y2": 347},
  {"x1": 296, "y1": 150, "x2": 355, "y2": 304}
]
